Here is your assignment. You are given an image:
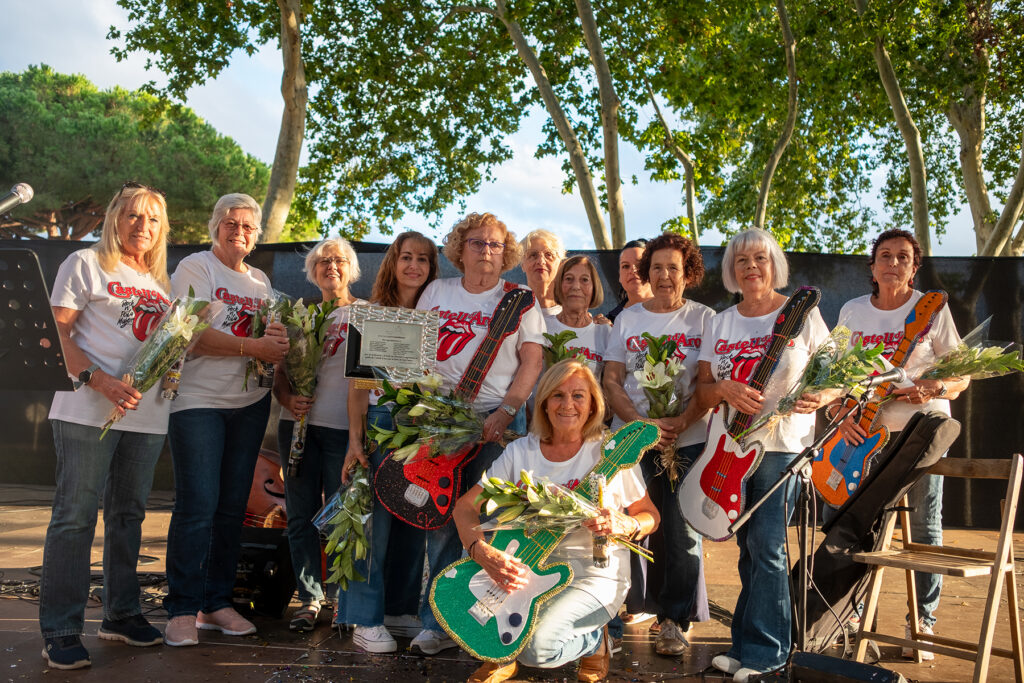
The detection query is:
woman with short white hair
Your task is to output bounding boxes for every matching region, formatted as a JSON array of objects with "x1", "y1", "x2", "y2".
[
  {"x1": 696, "y1": 228, "x2": 831, "y2": 682},
  {"x1": 519, "y1": 229, "x2": 566, "y2": 317},
  {"x1": 274, "y1": 237, "x2": 361, "y2": 631},
  {"x1": 163, "y1": 193, "x2": 290, "y2": 647}
]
